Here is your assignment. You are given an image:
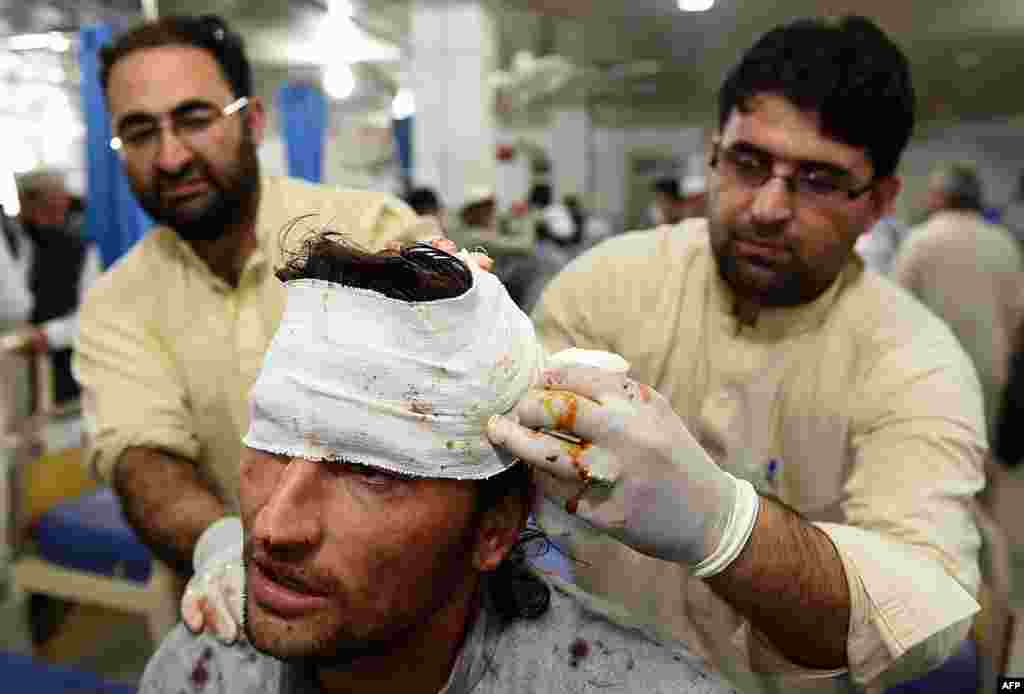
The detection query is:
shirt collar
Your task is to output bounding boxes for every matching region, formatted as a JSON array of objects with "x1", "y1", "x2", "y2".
[
  {"x1": 156, "y1": 177, "x2": 271, "y2": 291},
  {"x1": 707, "y1": 246, "x2": 861, "y2": 340},
  {"x1": 277, "y1": 587, "x2": 495, "y2": 694}
]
